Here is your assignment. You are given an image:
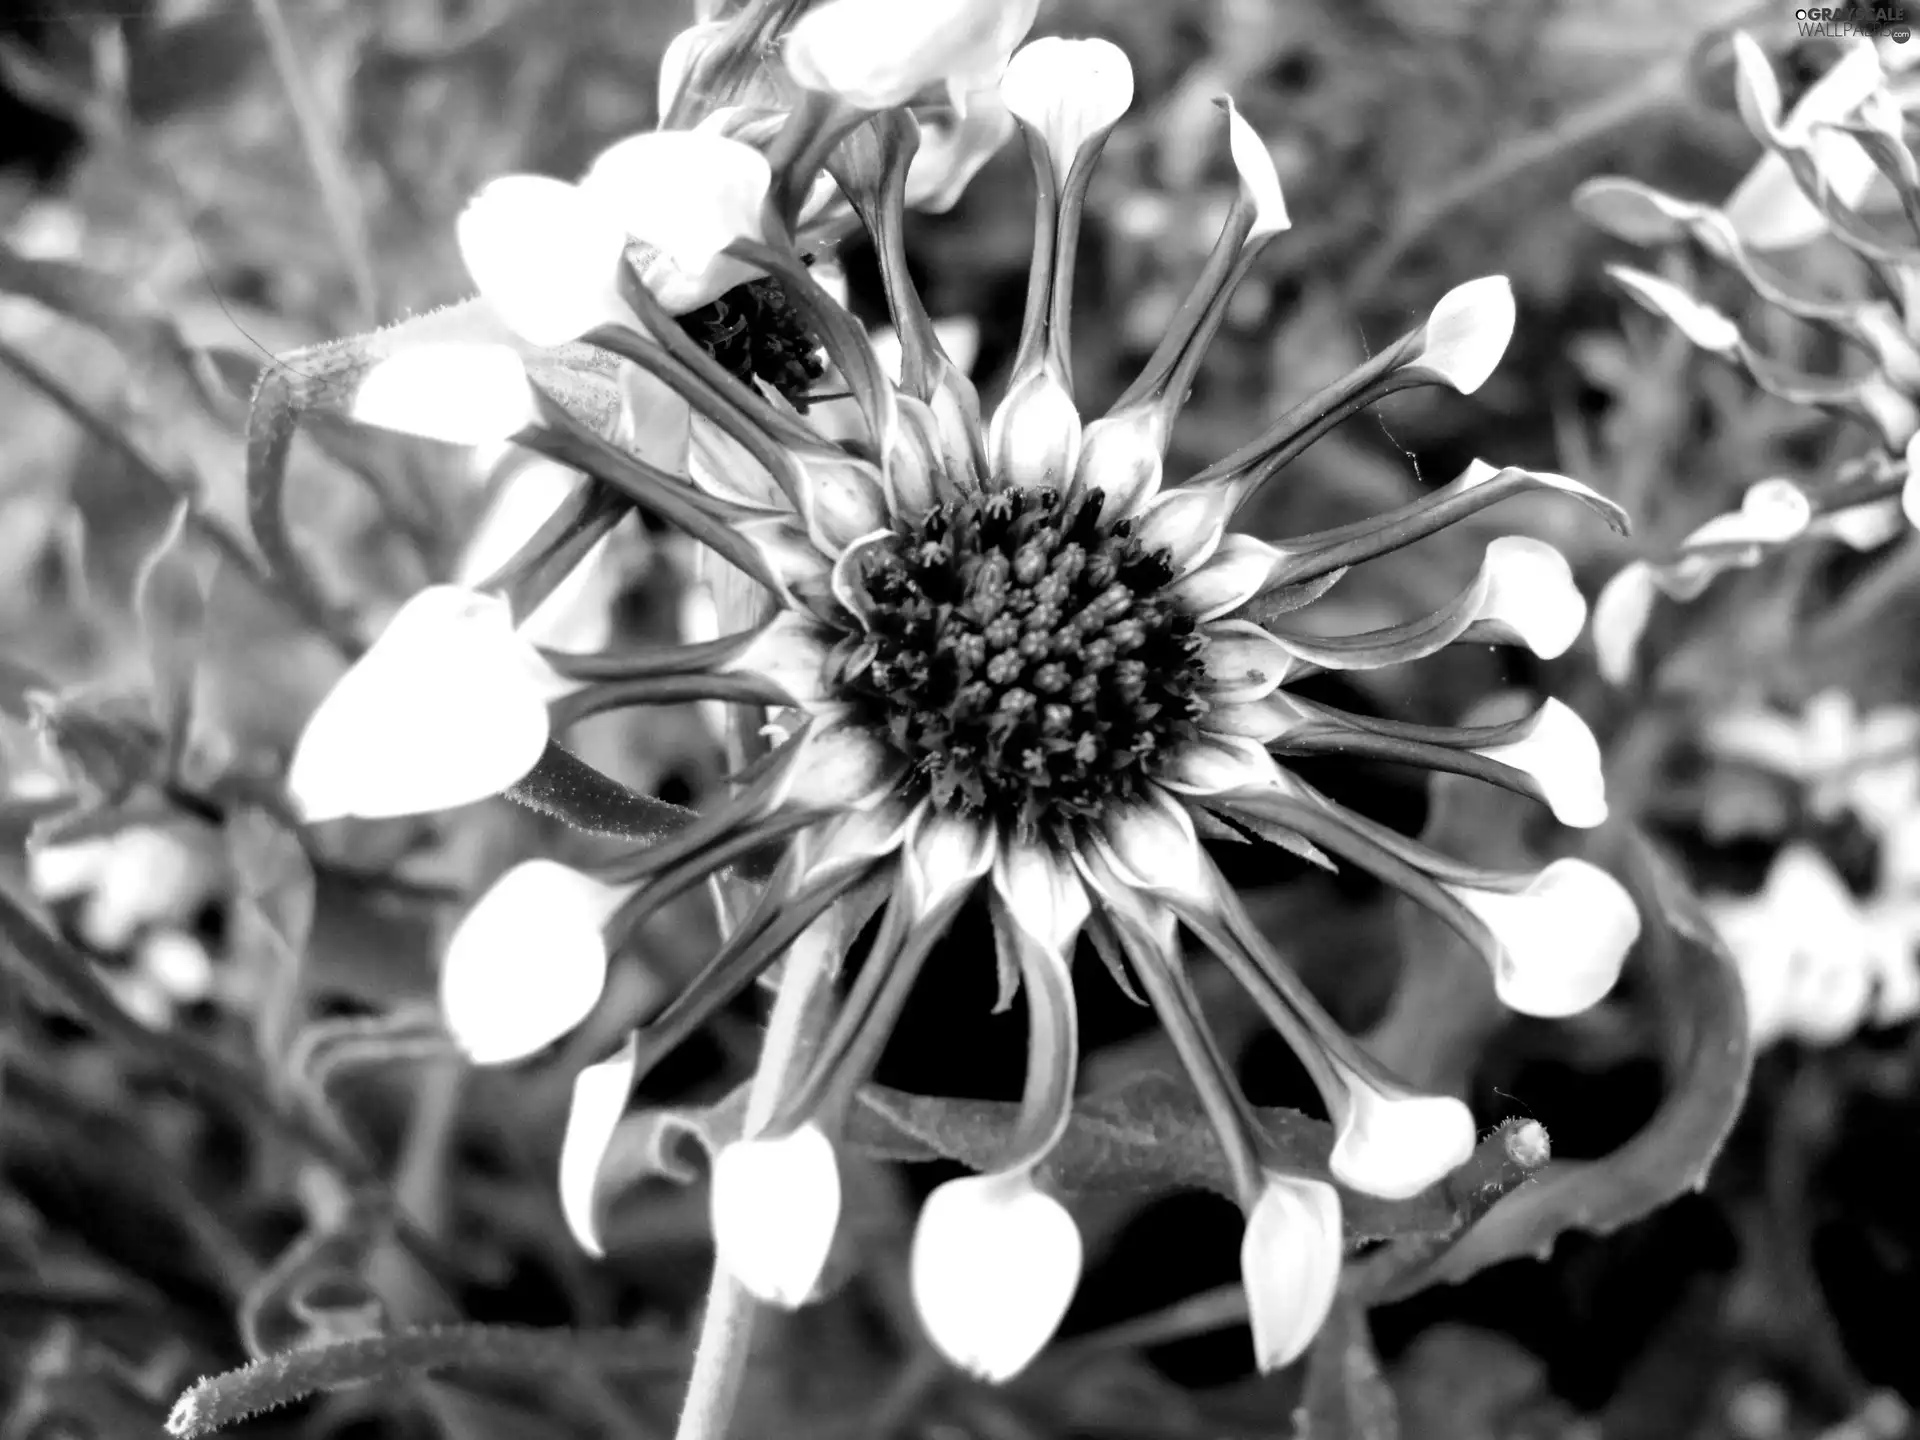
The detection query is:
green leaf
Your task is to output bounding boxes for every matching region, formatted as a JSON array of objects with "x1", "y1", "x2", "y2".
[{"x1": 503, "y1": 740, "x2": 697, "y2": 844}]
